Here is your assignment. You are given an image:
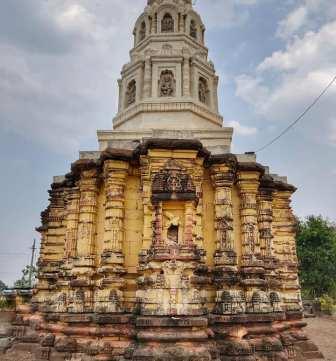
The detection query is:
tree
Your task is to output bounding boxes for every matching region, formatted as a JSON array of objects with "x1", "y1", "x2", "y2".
[
  {"x1": 297, "y1": 216, "x2": 336, "y2": 298},
  {"x1": 14, "y1": 265, "x2": 38, "y2": 289},
  {"x1": 0, "y1": 280, "x2": 7, "y2": 291}
]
